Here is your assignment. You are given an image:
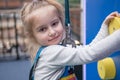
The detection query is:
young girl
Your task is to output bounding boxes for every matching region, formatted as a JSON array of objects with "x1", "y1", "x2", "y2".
[{"x1": 20, "y1": 0, "x2": 120, "y2": 80}]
